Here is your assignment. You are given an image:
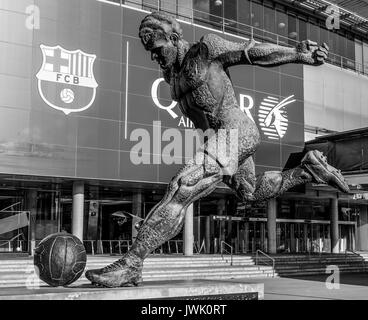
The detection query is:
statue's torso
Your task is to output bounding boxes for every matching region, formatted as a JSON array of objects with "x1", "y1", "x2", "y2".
[{"x1": 169, "y1": 42, "x2": 238, "y2": 131}]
